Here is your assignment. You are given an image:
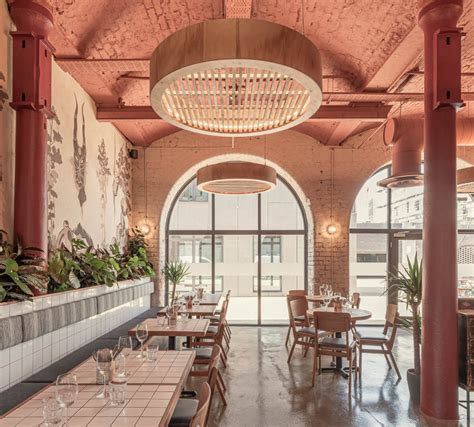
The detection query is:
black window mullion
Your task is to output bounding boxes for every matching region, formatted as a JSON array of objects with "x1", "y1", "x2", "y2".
[{"x1": 211, "y1": 194, "x2": 216, "y2": 294}]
